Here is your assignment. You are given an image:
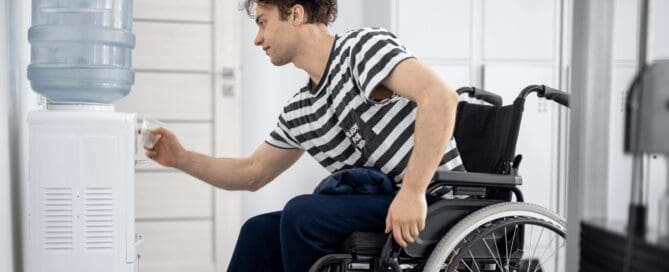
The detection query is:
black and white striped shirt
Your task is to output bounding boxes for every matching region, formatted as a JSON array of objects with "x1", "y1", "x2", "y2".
[{"x1": 266, "y1": 28, "x2": 465, "y2": 185}]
